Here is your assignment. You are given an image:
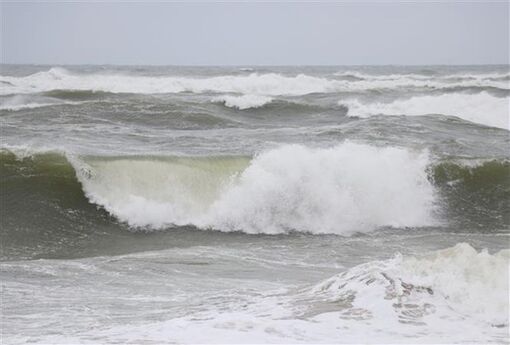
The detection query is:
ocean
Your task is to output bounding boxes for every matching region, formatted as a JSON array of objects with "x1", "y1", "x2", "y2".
[{"x1": 1, "y1": 65, "x2": 509, "y2": 343}]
